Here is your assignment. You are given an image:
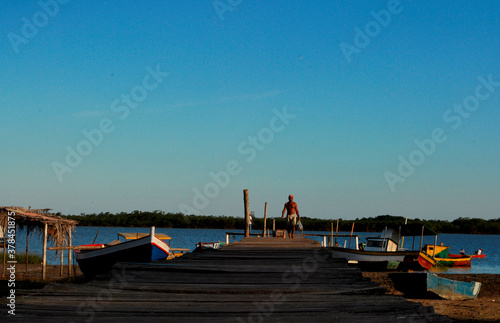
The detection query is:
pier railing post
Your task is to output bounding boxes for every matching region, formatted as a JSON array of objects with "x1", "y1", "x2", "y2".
[{"x1": 244, "y1": 189, "x2": 250, "y2": 238}]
